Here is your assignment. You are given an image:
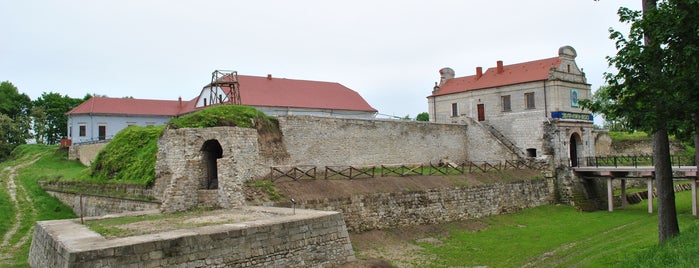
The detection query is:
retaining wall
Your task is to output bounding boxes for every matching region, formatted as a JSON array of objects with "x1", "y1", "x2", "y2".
[
  {"x1": 296, "y1": 178, "x2": 556, "y2": 232},
  {"x1": 45, "y1": 190, "x2": 160, "y2": 217},
  {"x1": 28, "y1": 207, "x2": 354, "y2": 268}
]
